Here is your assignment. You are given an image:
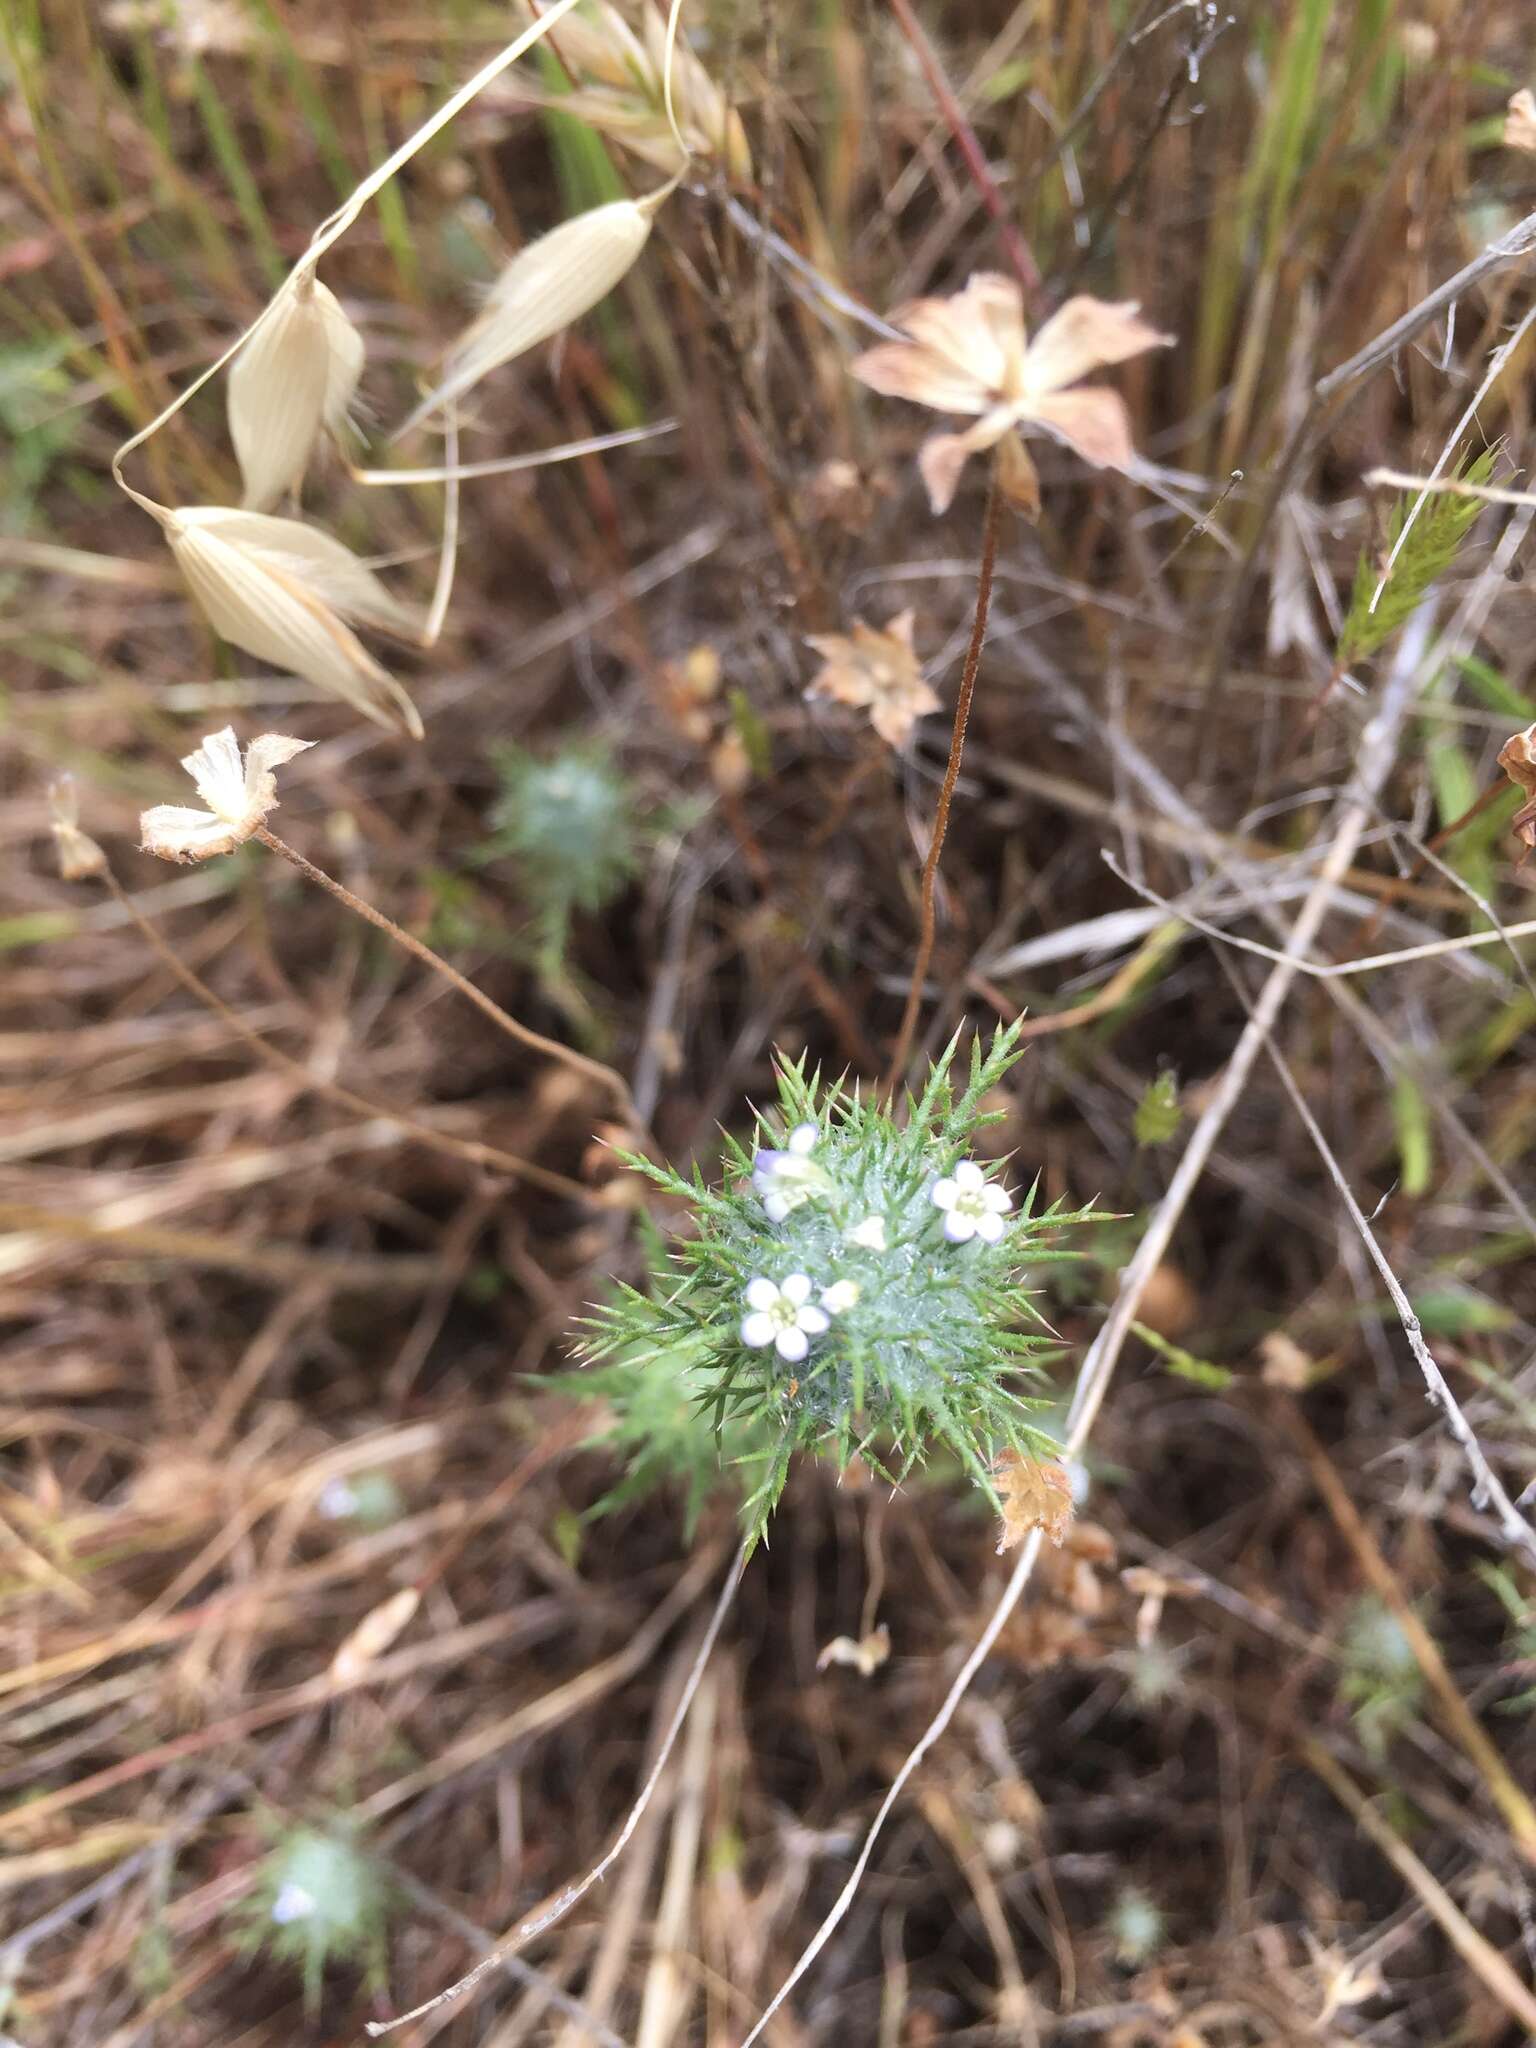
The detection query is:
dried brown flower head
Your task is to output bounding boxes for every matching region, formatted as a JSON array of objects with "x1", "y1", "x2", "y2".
[
  {"x1": 816, "y1": 1624, "x2": 891, "y2": 1677},
  {"x1": 1506, "y1": 89, "x2": 1536, "y2": 154},
  {"x1": 804, "y1": 609, "x2": 939, "y2": 749},
  {"x1": 140, "y1": 726, "x2": 313, "y2": 863},
  {"x1": 851, "y1": 273, "x2": 1172, "y2": 515},
  {"x1": 994, "y1": 1450, "x2": 1075, "y2": 1553},
  {"x1": 1498, "y1": 721, "x2": 1536, "y2": 858}
]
